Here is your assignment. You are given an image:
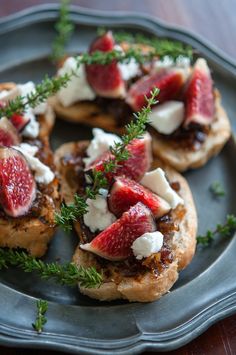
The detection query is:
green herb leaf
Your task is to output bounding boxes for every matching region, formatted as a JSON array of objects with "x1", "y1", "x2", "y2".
[
  {"x1": 197, "y1": 214, "x2": 236, "y2": 246},
  {"x1": 0, "y1": 74, "x2": 71, "y2": 118},
  {"x1": 0, "y1": 249, "x2": 102, "y2": 288},
  {"x1": 209, "y1": 181, "x2": 225, "y2": 197},
  {"x1": 32, "y1": 299, "x2": 48, "y2": 333},
  {"x1": 51, "y1": 0, "x2": 75, "y2": 61}
]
